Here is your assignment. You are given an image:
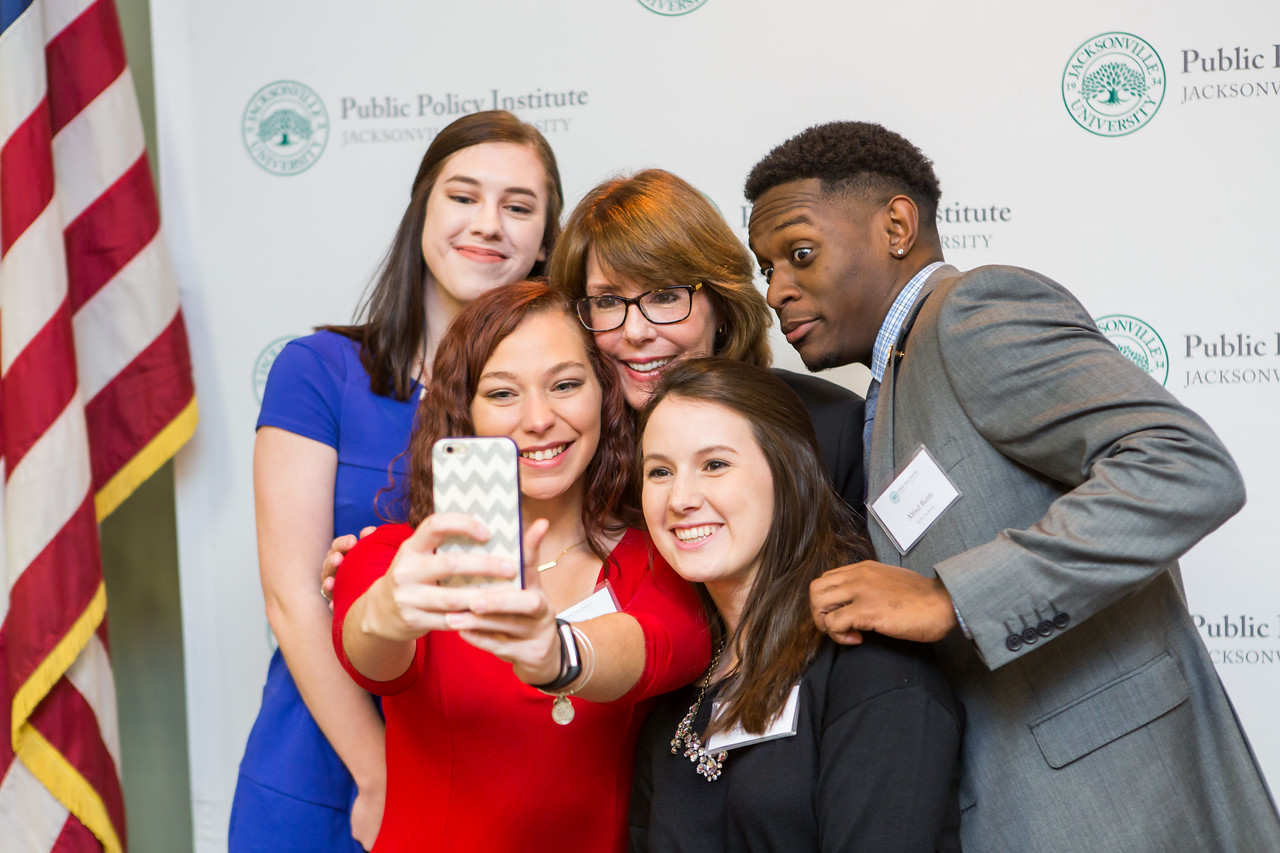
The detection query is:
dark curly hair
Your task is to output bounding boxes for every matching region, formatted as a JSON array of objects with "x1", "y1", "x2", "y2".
[
  {"x1": 744, "y1": 121, "x2": 941, "y2": 224},
  {"x1": 406, "y1": 281, "x2": 638, "y2": 563}
]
